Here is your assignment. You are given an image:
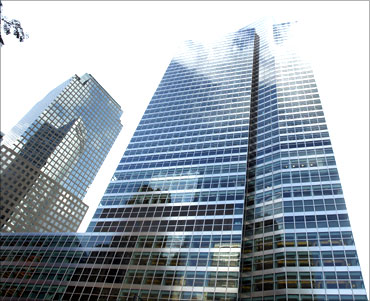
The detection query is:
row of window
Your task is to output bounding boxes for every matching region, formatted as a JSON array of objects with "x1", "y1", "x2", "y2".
[
  {"x1": 140, "y1": 101, "x2": 250, "y2": 126},
  {"x1": 93, "y1": 203, "x2": 242, "y2": 220},
  {"x1": 154, "y1": 79, "x2": 218, "y2": 92},
  {"x1": 276, "y1": 65, "x2": 315, "y2": 79},
  {"x1": 242, "y1": 250, "x2": 360, "y2": 271},
  {"x1": 136, "y1": 109, "x2": 248, "y2": 131},
  {"x1": 91, "y1": 288, "x2": 237, "y2": 301},
  {"x1": 128, "y1": 251, "x2": 240, "y2": 267},
  {"x1": 255, "y1": 127, "x2": 327, "y2": 148},
  {"x1": 256, "y1": 131, "x2": 329, "y2": 150},
  {"x1": 283, "y1": 198, "x2": 347, "y2": 212},
  {"x1": 279, "y1": 123, "x2": 326, "y2": 136},
  {"x1": 113, "y1": 163, "x2": 246, "y2": 182},
  {"x1": 252, "y1": 171, "x2": 340, "y2": 193},
  {"x1": 254, "y1": 155, "x2": 336, "y2": 177},
  {"x1": 149, "y1": 88, "x2": 249, "y2": 110},
  {"x1": 2, "y1": 250, "x2": 239, "y2": 272},
  {"x1": 92, "y1": 218, "x2": 243, "y2": 233},
  {"x1": 100, "y1": 189, "x2": 245, "y2": 206},
  {"x1": 155, "y1": 73, "x2": 248, "y2": 91},
  {"x1": 125, "y1": 269, "x2": 239, "y2": 288},
  {"x1": 131, "y1": 125, "x2": 249, "y2": 144},
  {"x1": 277, "y1": 98, "x2": 320, "y2": 109},
  {"x1": 255, "y1": 138, "x2": 331, "y2": 159},
  {"x1": 1, "y1": 266, "x2": 240, "y2": 288},
  {"x1": 255, "y1": 168, "x2": 339, "y2": 185},
  {"x1": 155, "y1": 66, "x2": 250, "y2": 85},
  {"x1": 248, "y1": 147, "x2": 333, "y2": 169},
  {"x1": 276, "y1": 89, "x2": 319, "y2": 104},
  {"x1": 249, "y1": 183, "x2": 343, "y2": 206},
  {"x1": 142, "y1": 100, "x2": 250, "y2": 122},
  {"x1": 153, "y1": 82, "x2": 249, "y2": 96},
  {"x1": 0, "y1": 233, "x2": 241, "y2": 250},
  {"x1": 240, "y1": 296, "x2": 367, "y2": 301},
  {"x1": 243, "y1": 231, "x2": 355, "y2": 253},
  {"x1": 2, "y1": 282, "x2": 367, "y2": 301},
  {"x1": 134, "y1": 117, "x2": 249, "y2": 138},
  {"x1": 246, "y1": 198, "x2": 347, "y2": 221},
  {"x1": 116, "y1": 154, "x2": 247, "y2": 172},
  {"x1": 283, "y1": 213, "x2": 350, "y2": 227},
  {"x1": 1, "y1": 282, "x2": 239, "y2": 301},
  {"x1": 144, "y1": 97, "x2": 249, "y2": 117},
  {"x1": 127, "y1": 136, "x2": 248, "y2": 153},
  {"x1": 105, "y1": 175, "x2": 246, "y2": 194},
  {"x1": 1, "y1": 250, "x2": 135, "y2": 265},
  {"x1": 120, "y1": 146, "x2": 248, "y2": 164},
  {"x1": 1, "y1": 284, "x2": 67, "y2": 300},
  {"x1": 259, "y1": 103, "x2": 322, "y2": 125},
  {"x1": 241, "y1": 271, "x2": 365, "y2": 292},
  {"x1": 276, "y1": 86, "x2": 319, "y2": 98},
  {"x1": 244, "y1": 213, "x2": 349, "y2": 236},
  {"x1": 277, "y1": 116, "x2": 325, "y2": 131}
]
